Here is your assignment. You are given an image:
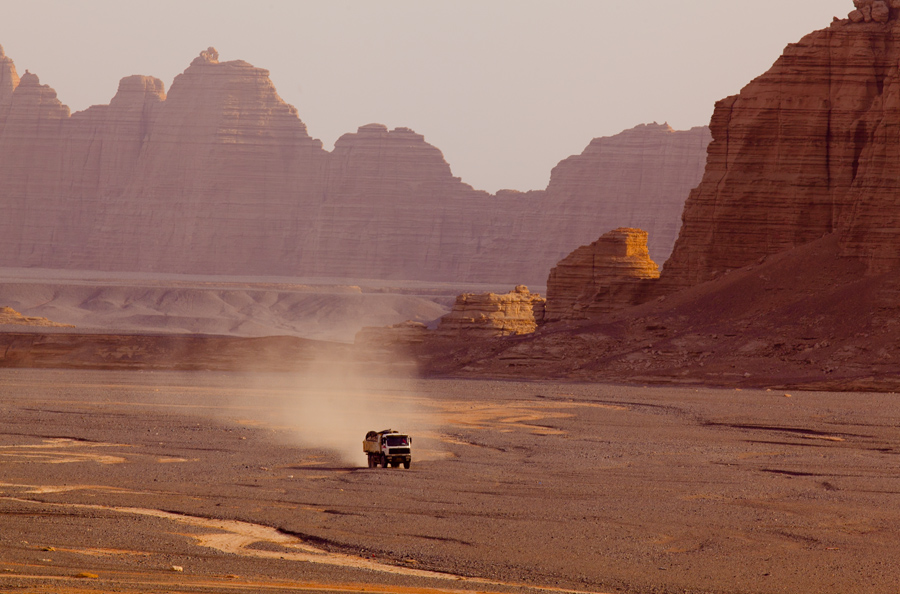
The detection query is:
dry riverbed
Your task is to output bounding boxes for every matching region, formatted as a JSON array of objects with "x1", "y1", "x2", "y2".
[{"x1": 1, "y1": 369, "x2": 899, "y2": 593}]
